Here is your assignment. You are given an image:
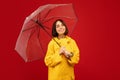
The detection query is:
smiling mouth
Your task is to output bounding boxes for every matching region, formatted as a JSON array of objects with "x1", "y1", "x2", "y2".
[{"x1": 58, "y1": 30, "x2": 64, "y2": 32}]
